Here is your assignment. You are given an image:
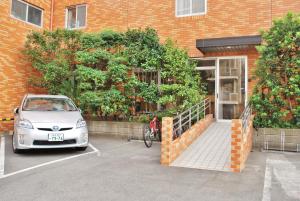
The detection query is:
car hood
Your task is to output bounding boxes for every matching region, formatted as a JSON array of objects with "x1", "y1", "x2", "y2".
[{"x1": 20, "y1": 111, "x2": 83, "y2": 123}]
